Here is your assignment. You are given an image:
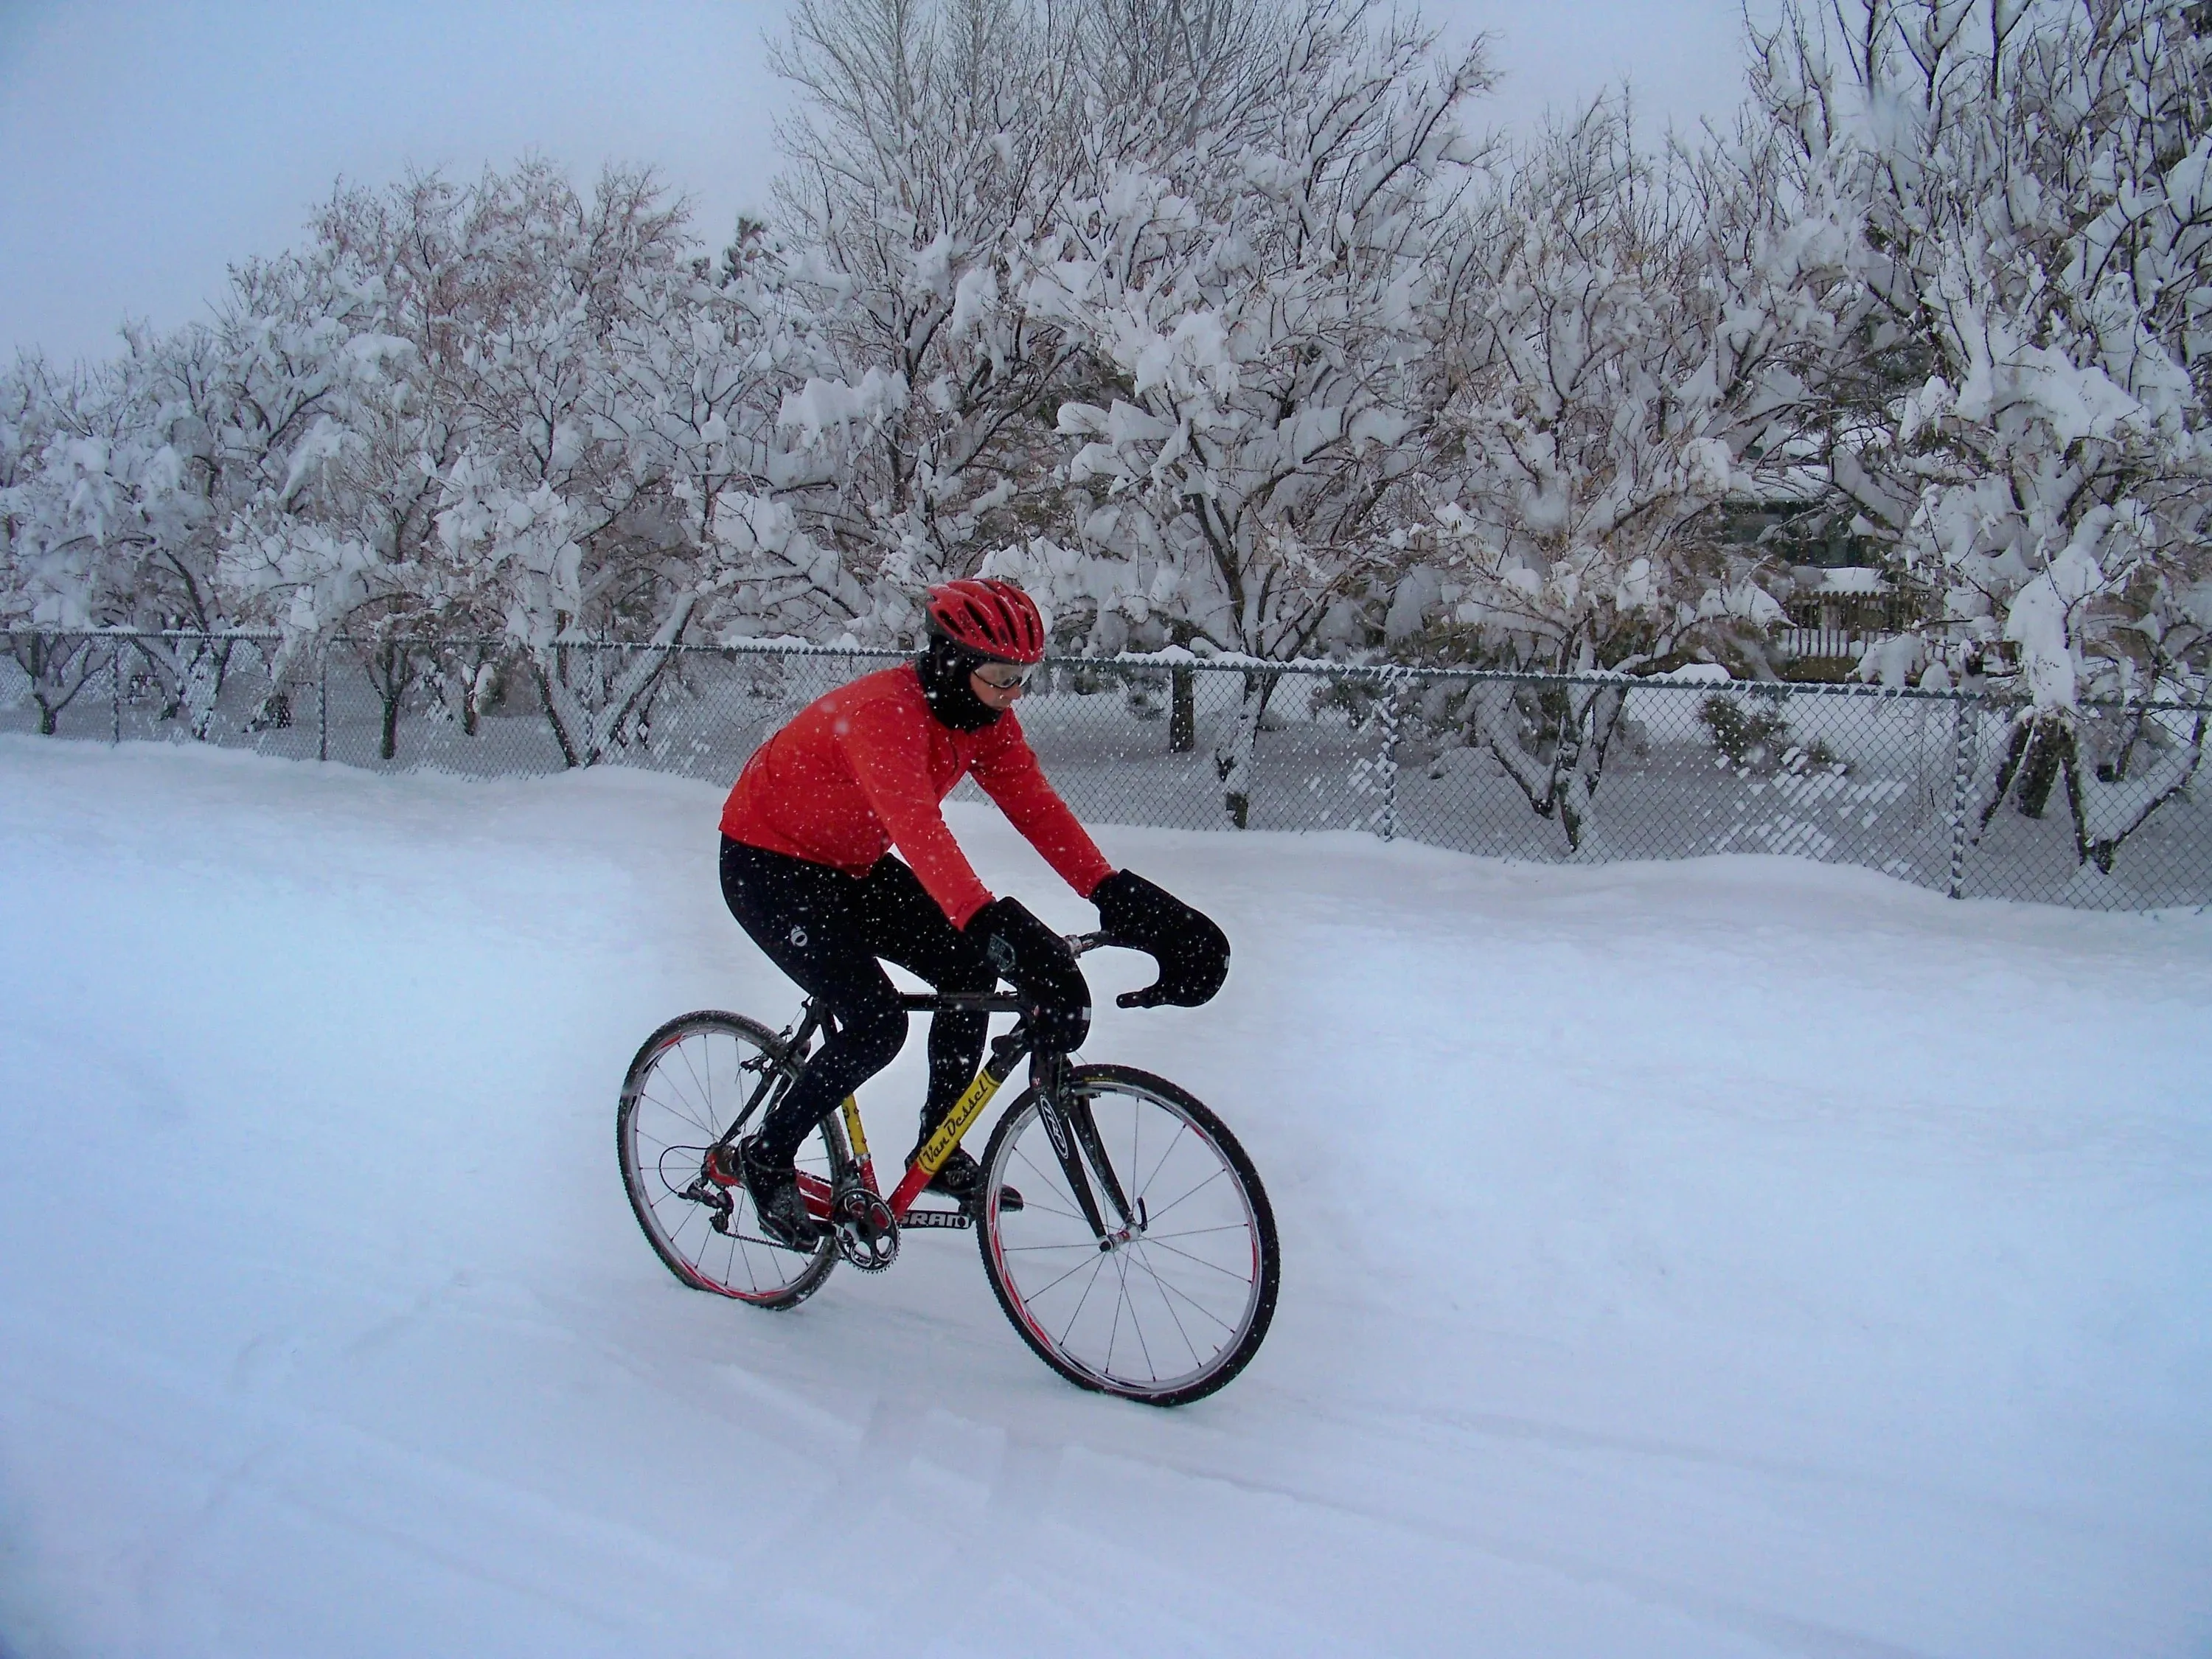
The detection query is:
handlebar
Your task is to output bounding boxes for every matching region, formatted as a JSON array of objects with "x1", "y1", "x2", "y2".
[
  {"x1": 893, "y1": 933, "x2": 1118, "y2": 1014},
  {"x1": 1065, "y1": 931, "x2": 1180, "y2": 1011}
]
